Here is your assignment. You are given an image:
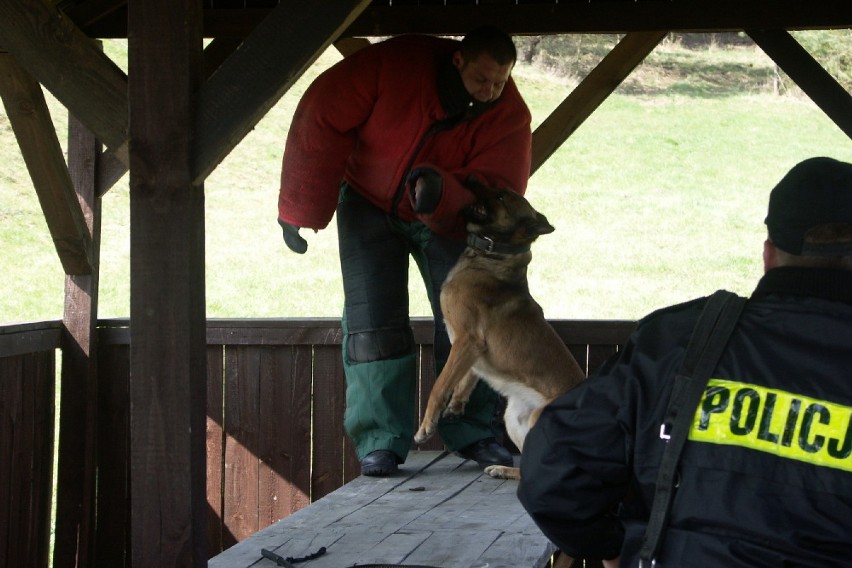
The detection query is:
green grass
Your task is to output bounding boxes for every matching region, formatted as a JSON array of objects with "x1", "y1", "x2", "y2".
[{"x1": 2, "y1": 40, "x2": 852, "y2": 324}]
